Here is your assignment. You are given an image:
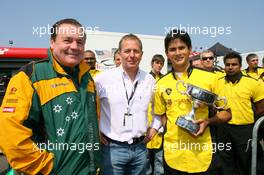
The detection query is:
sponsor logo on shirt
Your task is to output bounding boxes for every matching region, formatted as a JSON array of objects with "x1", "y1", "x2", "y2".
[
  {"x1": 2, "y1": 107, "x2": 16, "y2": 113},
  {"x1": 165, "y1": 88, "x2": 172, "y2": 95},
  {"x1": 6, "y1": 99, "x2": 18, "y2": 103},
  {"x1": 51, "y1": 83, "x2": 69, "y2": 88},
  {"x1": 9, "y1": 87, "x2": 17, "y2": 95}
]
